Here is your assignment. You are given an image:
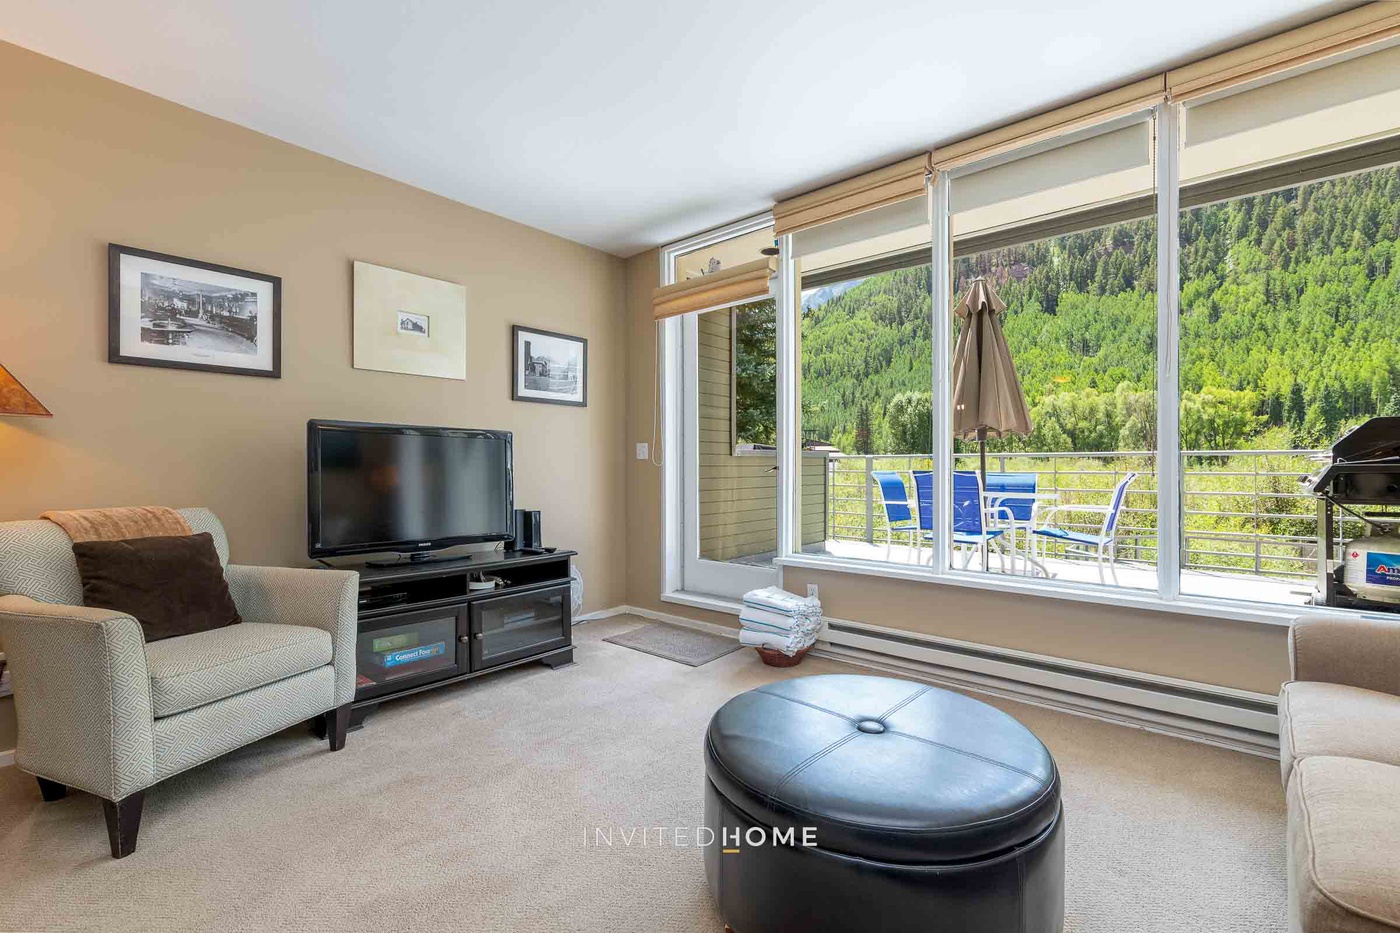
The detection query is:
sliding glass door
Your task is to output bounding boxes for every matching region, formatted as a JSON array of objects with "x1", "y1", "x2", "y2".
[{"x1": 673, "y1": 223, "x2": 783, "y2": 599}]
